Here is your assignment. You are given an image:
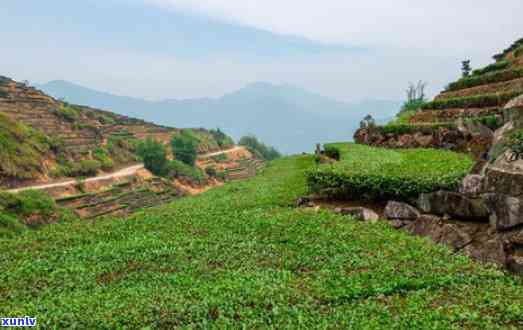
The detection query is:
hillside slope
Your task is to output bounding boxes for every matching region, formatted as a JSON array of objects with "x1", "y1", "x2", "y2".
[
  {"x1": 0, "y1": 76, "x2": 234, "y2": 188},
  {"x1": 1, "y1": 154, "x2": 522, "y2": 328},
  {"x1": 38, "y1": 80, "x2": 401, "y2": 154}
]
